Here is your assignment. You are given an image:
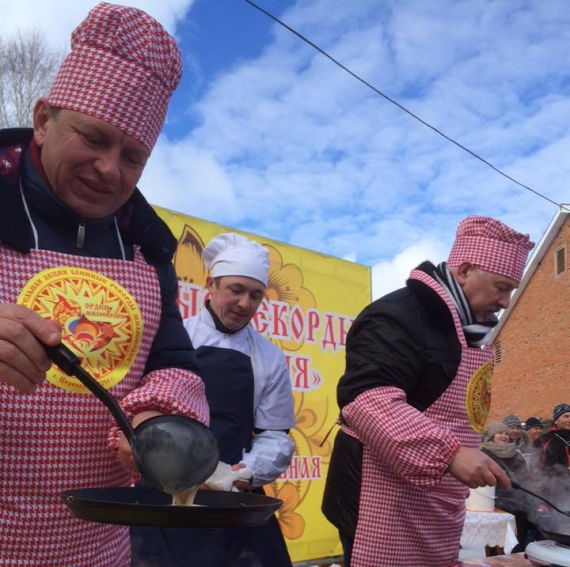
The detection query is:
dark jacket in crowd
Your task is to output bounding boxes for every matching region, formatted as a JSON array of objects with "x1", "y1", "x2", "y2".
[
  {"x1": 534, "y1": 427, "x2": 570, "y2": 502},
  {"x1": 481, "y1": 444, "x2": 543, "y2": 549}
]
